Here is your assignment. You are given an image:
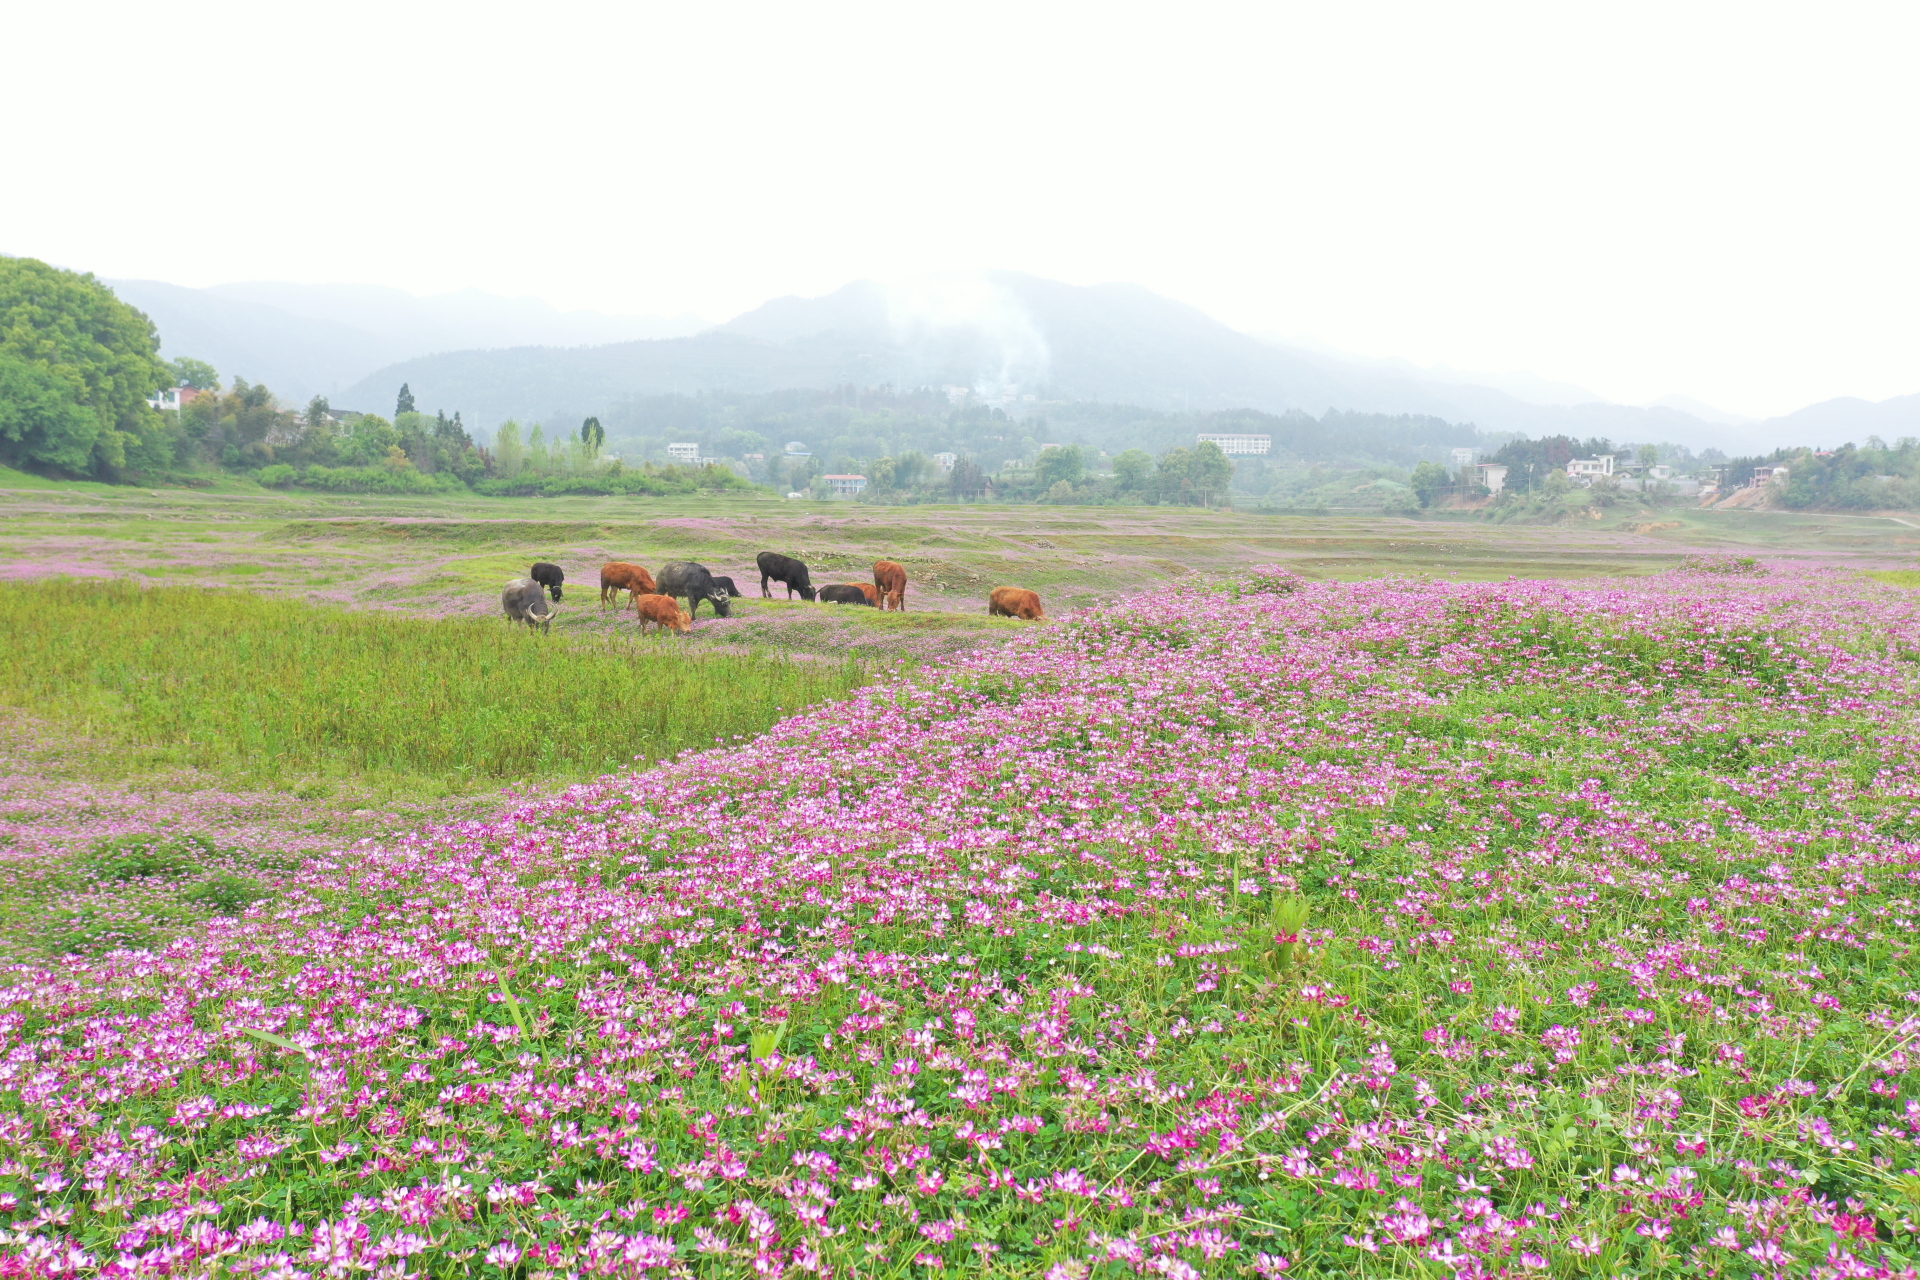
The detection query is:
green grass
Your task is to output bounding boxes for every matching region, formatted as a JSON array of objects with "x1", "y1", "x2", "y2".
[
  {"x1": 1865, "y1": 569, "x2": 1920, "y2": 588},
  {"x1": 0, "y1": 580, "x2": 866, "y2": 788}
]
